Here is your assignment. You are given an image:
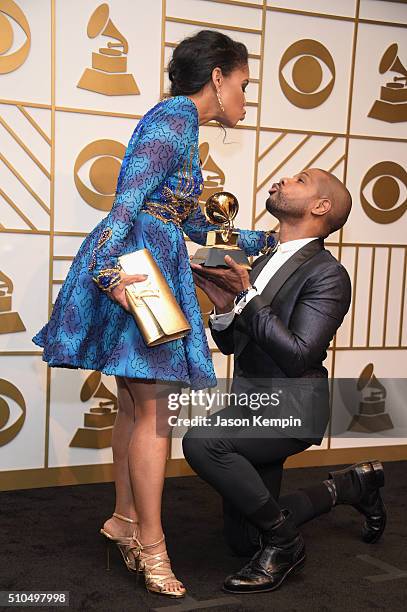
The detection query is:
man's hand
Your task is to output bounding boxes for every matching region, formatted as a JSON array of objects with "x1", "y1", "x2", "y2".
[
  {"x1": 111, "y1": 271, "x2": 148, "y2": 311},
  {"x1": 191, "y1": 255, "x2": 251, "y2": 294},
  {"x1": 192, "y1": 271, "x2": 235, "y2": 313}
]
